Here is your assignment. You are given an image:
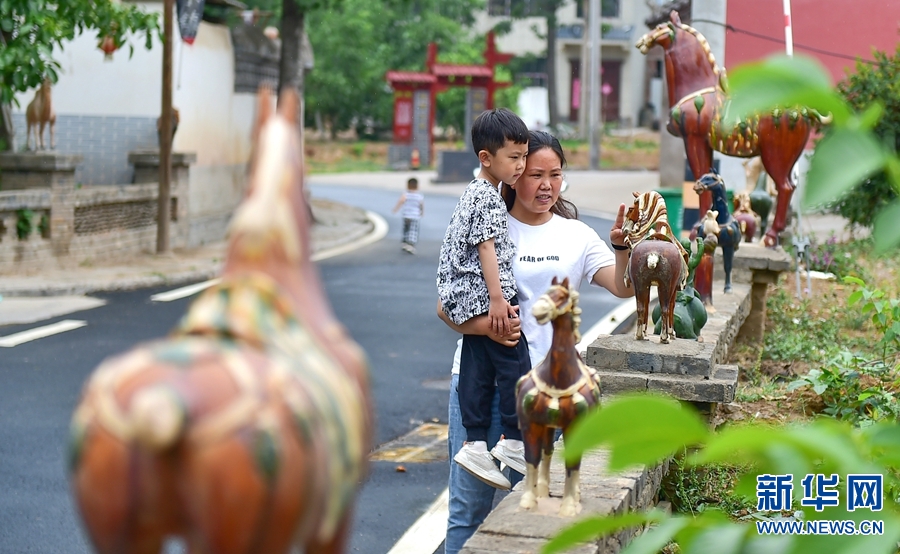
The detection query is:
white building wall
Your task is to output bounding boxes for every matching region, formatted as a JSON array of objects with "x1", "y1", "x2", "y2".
[{"x1": 12, "y1": 2, "x2": 260, "y2": 246}]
